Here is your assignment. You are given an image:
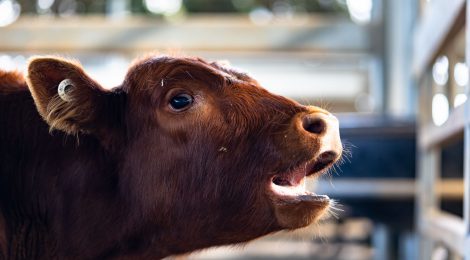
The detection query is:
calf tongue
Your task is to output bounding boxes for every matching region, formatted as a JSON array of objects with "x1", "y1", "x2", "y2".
[
  {"x1": 271, "y1": 166, "x2": 309, "y2": 197},
  {"x1": 289, "y1": 166, "x2": 306, "y2": 185},
  {"x1": 274, "y1": 165, "x2": 306, "y2": 186}
]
